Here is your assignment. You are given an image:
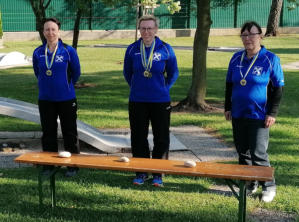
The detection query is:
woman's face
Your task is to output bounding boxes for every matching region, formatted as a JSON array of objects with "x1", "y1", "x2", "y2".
[
  {"x1": 139, "y1": 20, "x2": 157, "y2": 45},
  {"x1": 241, "y1": 25, "x2": 262, "y2": 52},
  {"x1": 43, "y1": 21, "x2": 59, "y2": 43}
]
